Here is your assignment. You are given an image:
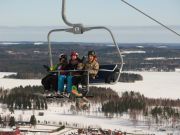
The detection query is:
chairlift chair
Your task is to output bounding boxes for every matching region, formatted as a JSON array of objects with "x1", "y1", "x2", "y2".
[{"x1": 47, "y1": 0, "x2": 124, "y2": 93}]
